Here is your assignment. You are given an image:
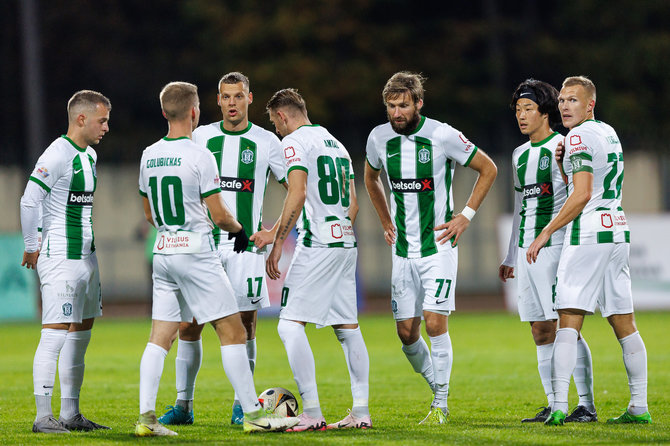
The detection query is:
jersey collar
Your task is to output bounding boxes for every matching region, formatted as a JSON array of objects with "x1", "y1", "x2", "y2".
[
  {"x1": 220, "y1": 121, "x2": 252, "y2": 135},
  {"x1": 530, "y1": 131, "x2": 559, "y2": 147},
  {"x1": 61, "y1": 135, "x2": 87, "y2": 152}
]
